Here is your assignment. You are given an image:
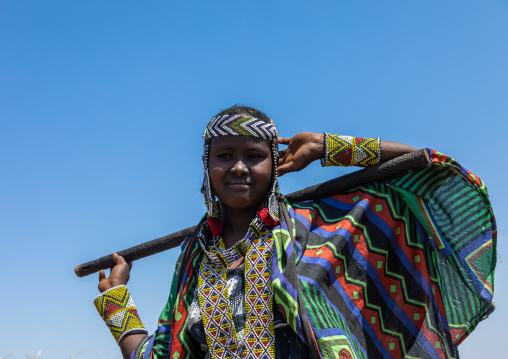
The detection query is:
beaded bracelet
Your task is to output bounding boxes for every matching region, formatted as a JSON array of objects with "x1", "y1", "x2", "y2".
[
  {"x1": 320, "y1": 133, "x2": 381, "y2": 167},
  {"x1": 93, "y1": 285, "x2": 148, "y2": 343}
]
